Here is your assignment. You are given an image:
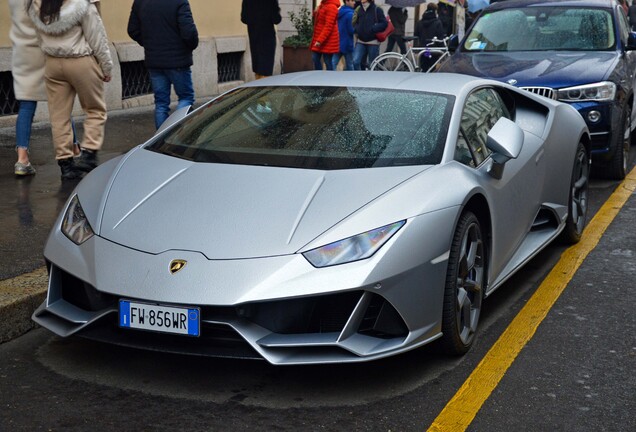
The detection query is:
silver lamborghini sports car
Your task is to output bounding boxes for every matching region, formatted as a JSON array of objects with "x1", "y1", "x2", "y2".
[{"x1": 34, "y1": 72, "x2": 590, "y2": 365}]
